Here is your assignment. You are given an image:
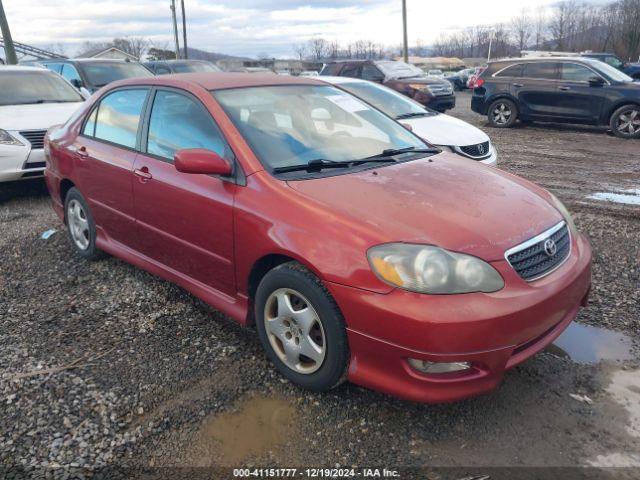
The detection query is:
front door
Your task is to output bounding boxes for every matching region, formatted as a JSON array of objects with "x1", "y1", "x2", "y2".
[
  {"x1": 554, "y1": 62, "x2": 606, "y2": 123},
  {"x1": 515, "y1": 61, "x2": 562, "y2": 119},
  {"x1": 74, "y1": 88, "x2": 149, "y2": 245},
  {"x1": 132, "y1": 88, "x2": 237, "y2": 296}
]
